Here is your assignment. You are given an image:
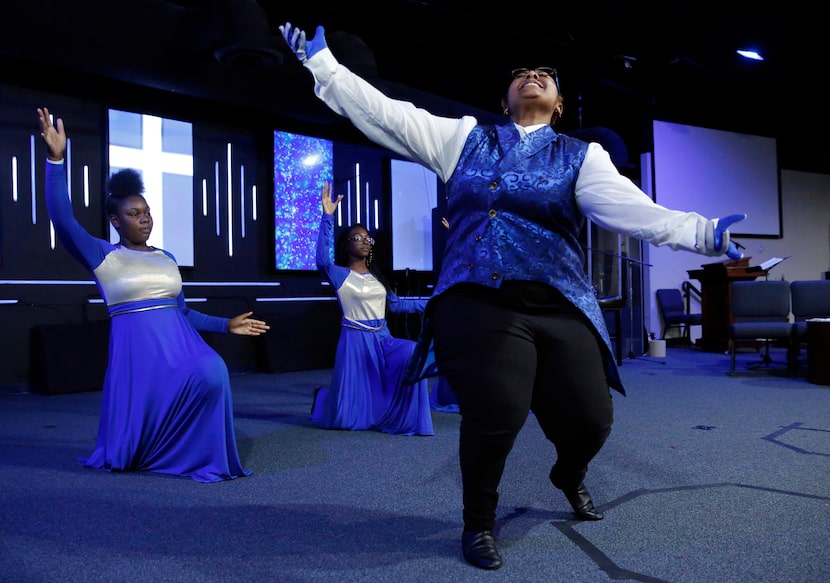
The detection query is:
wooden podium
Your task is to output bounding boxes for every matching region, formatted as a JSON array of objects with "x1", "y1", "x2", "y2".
[{"x1": 687, "y1": 257, "x2": 767, "y2": 352}]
